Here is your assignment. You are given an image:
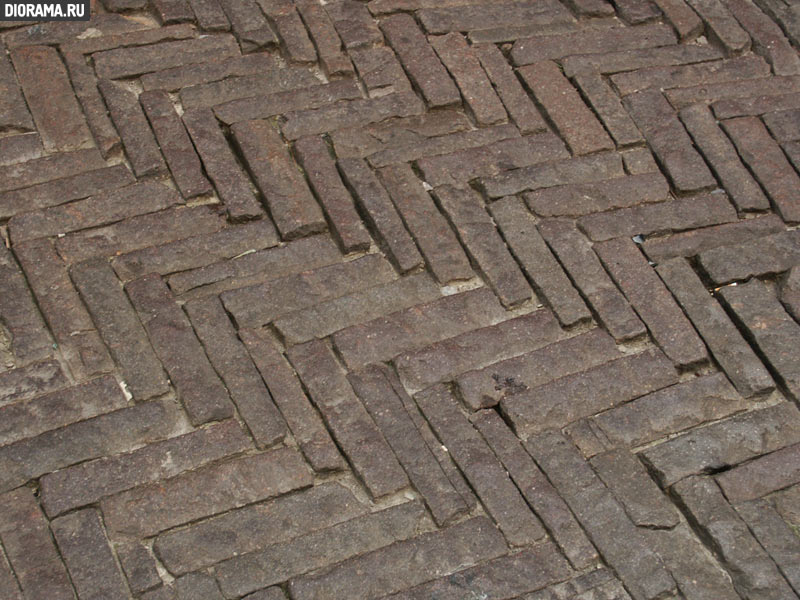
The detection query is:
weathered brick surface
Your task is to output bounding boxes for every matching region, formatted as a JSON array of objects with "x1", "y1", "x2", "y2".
[
  {"x1": 697, "y1": 229, "x2": 800, "y2": 284},
  {"x1": 0, "y1": 361, "x2": 68, "y2": 406}
]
